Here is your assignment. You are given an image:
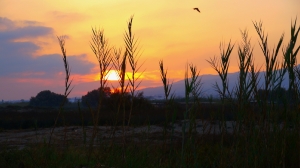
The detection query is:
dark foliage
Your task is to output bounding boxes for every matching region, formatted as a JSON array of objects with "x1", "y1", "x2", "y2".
[
  {"x1": 257, "y1": 87, "x2": 298, "y2": 104},
  {"x1": 29, "y1": 90, "x2": 67, "y2": 107},
  {"x1": 108, "y1": 90, "x2": 154, "y2": 111},
  {"x1": 81, "y1": 87, "x2": 111, "y2": 107},
  {"x1": 81, "y1": 87, "x2": 154, "y2": 111}
]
